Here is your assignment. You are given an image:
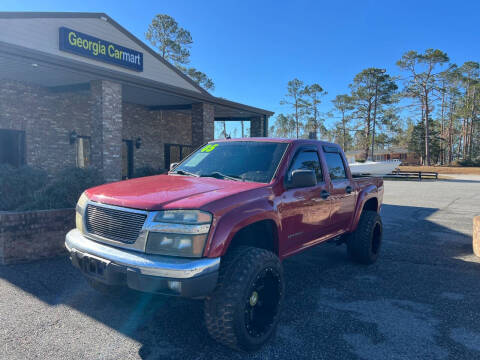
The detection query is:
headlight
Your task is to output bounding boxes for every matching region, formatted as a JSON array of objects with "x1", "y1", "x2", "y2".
[
  {"x1": 153, "y1": 210, "x2": 212, "y2": 224},
  {"x1": 146, "y1": 210, "x2": 212, "y2": 257},
  {"x1": 75, "y1": 192, "x2": 89, "y2": 232}
]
